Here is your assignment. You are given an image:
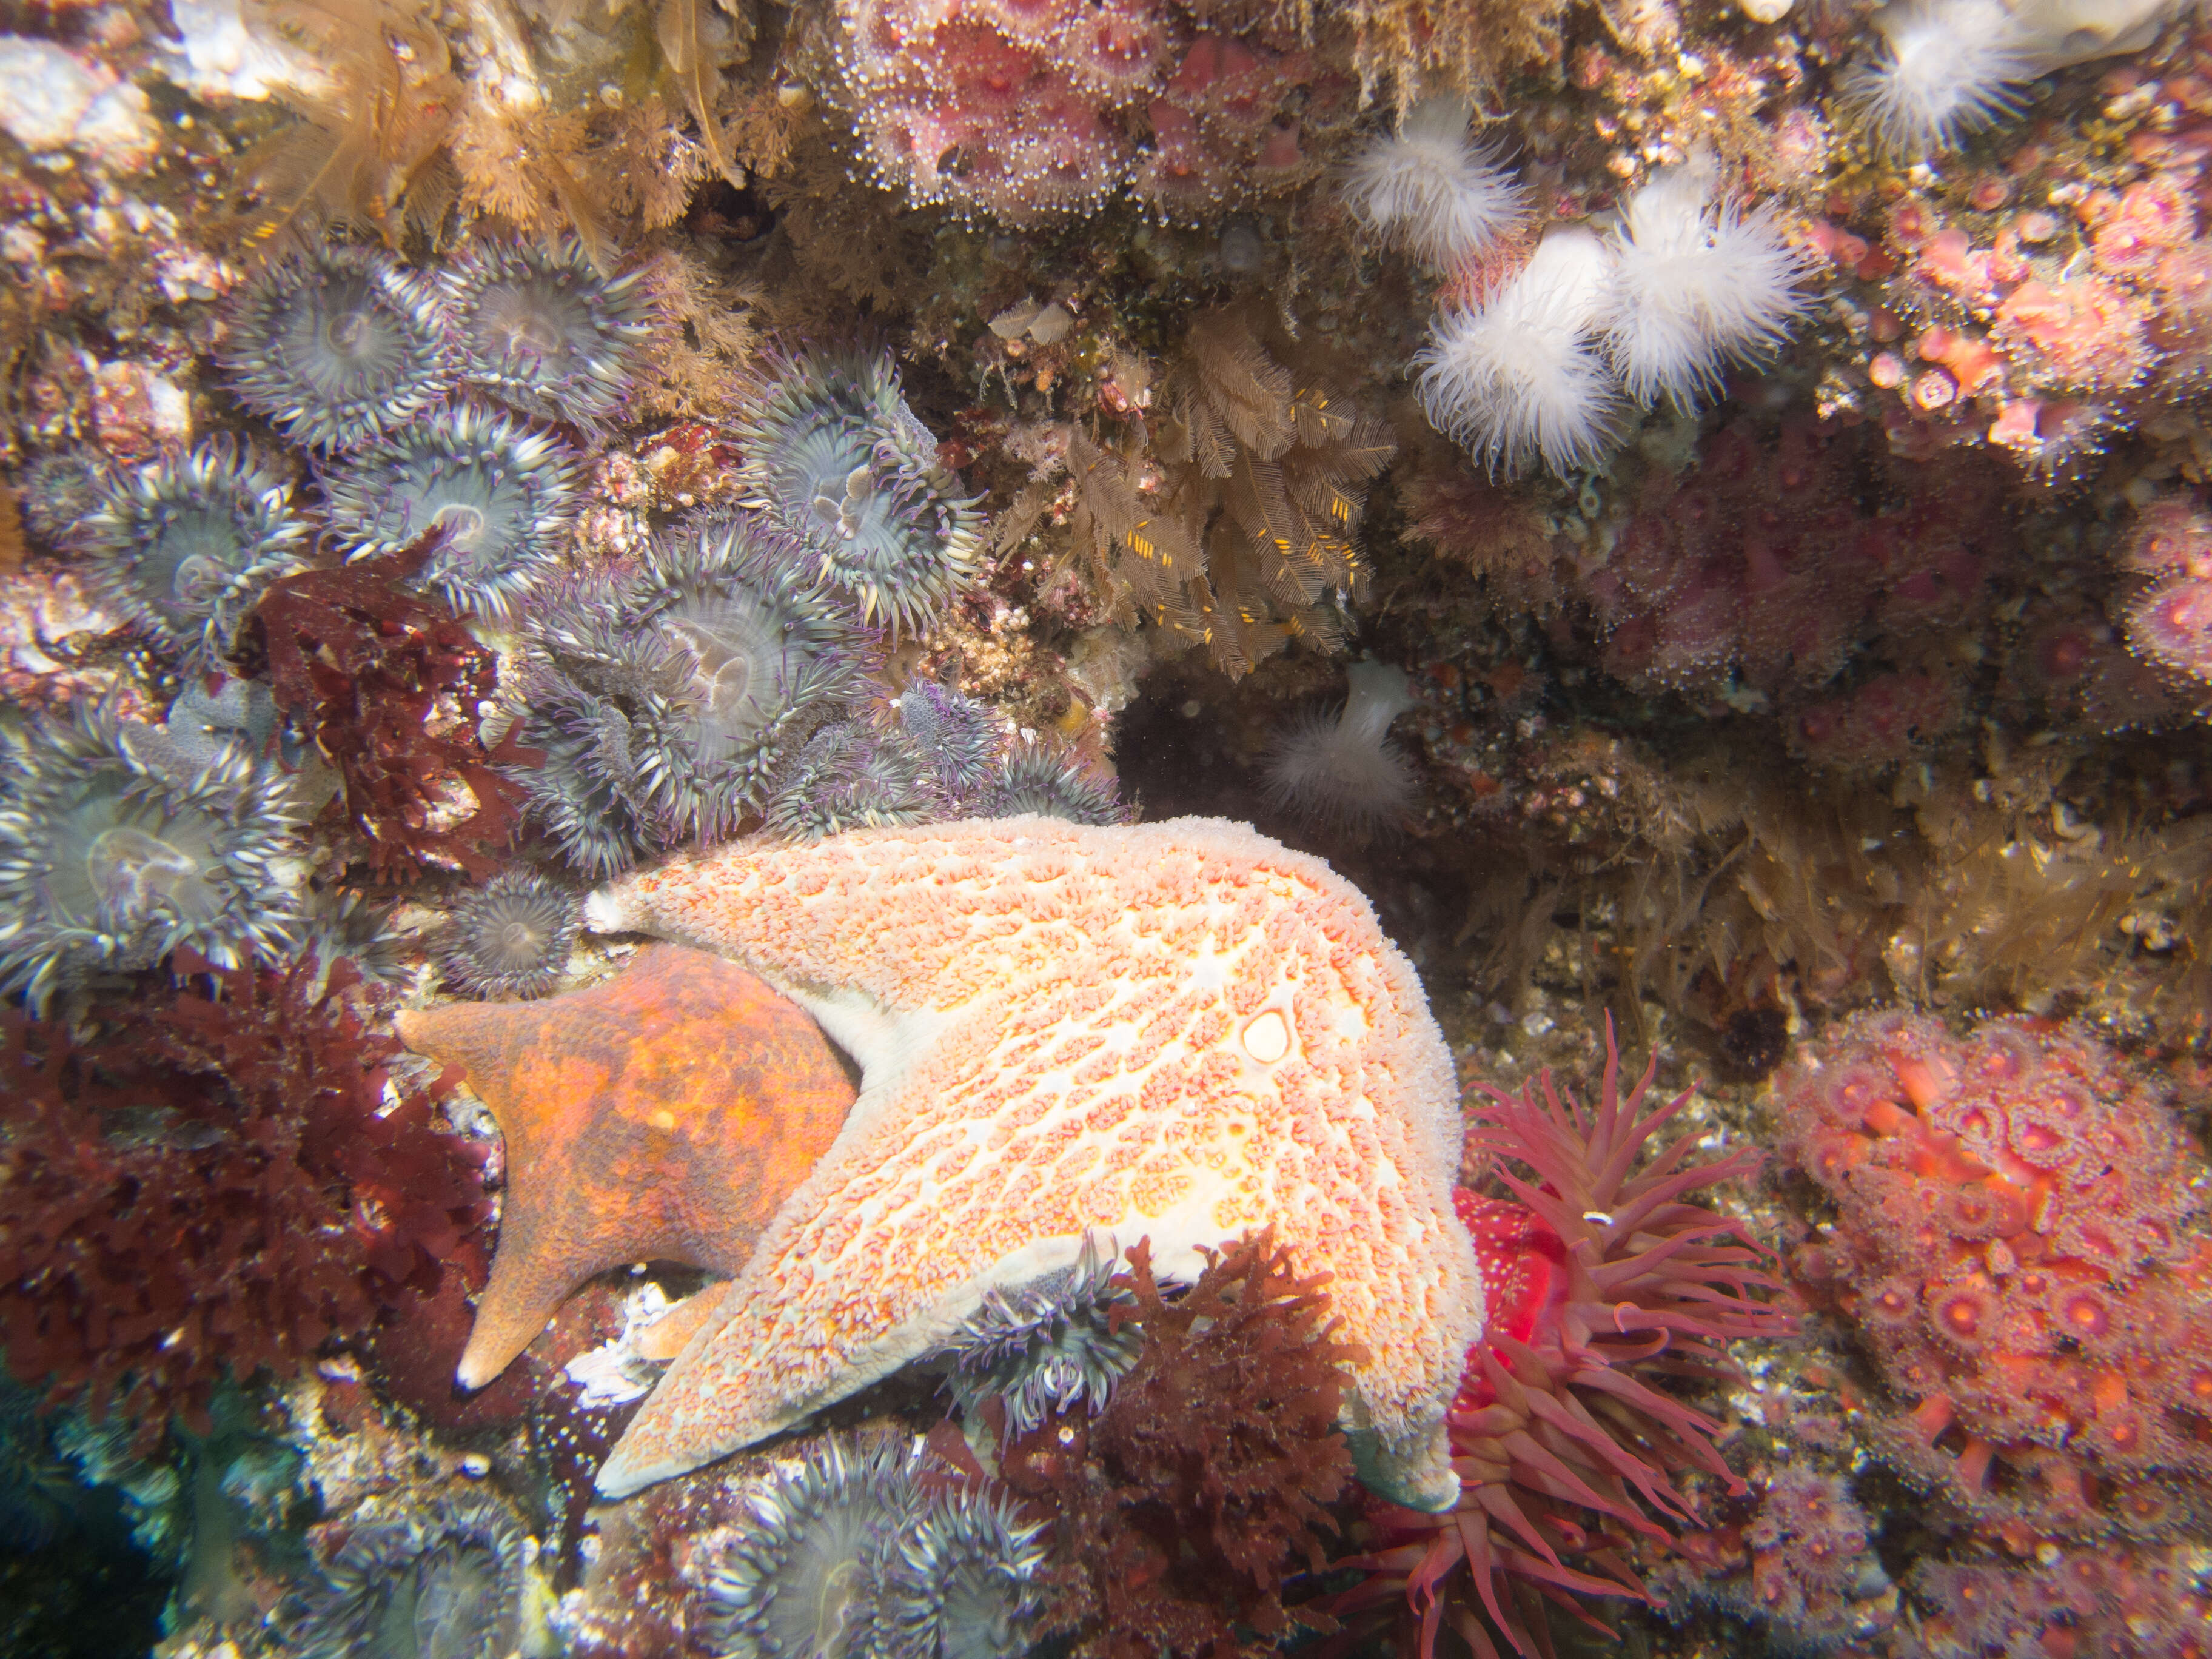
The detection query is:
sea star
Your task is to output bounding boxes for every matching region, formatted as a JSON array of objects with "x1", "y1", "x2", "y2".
[
  {"x1": 393, "y1": 943, "x2": 856, "y2": 1389},
  {"x1": 583, "y1": 816, "x2": 1481, "y2": 1511}
]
